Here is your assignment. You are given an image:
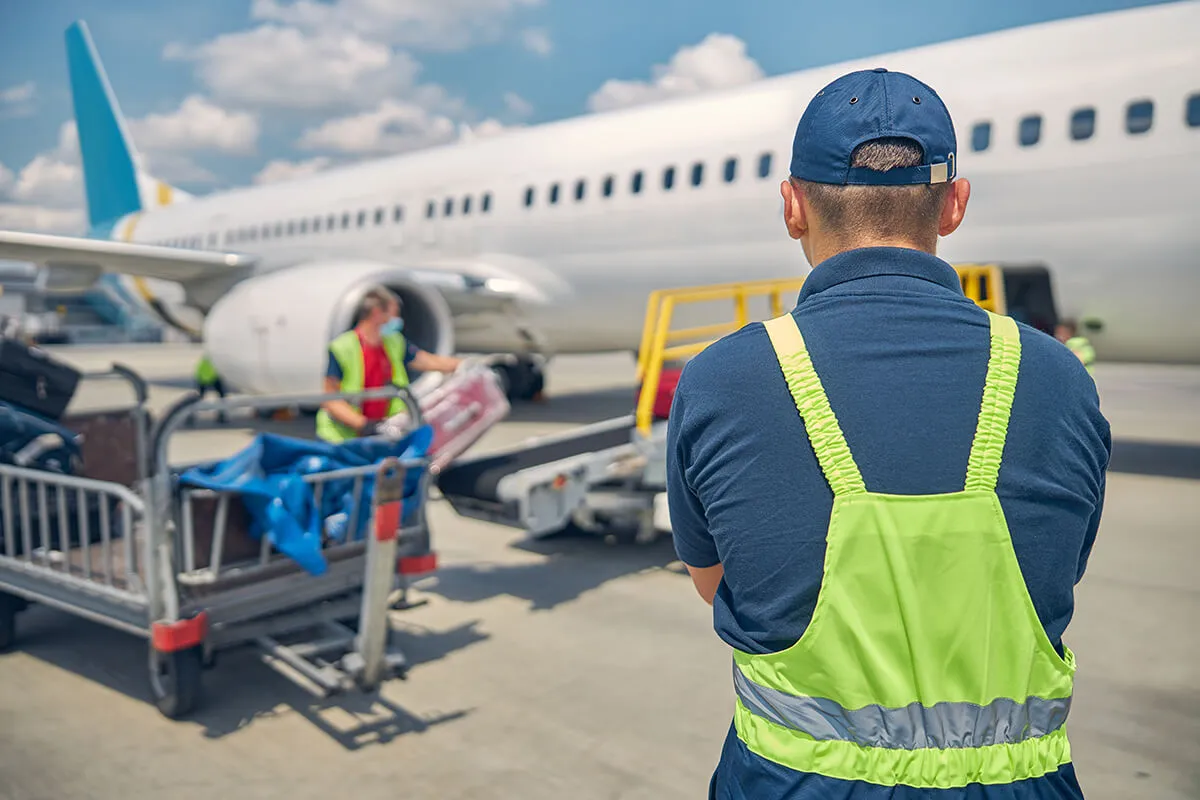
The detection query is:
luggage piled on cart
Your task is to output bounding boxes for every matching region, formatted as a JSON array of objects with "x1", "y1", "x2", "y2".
[{"x1": 0, "y1": 368, "x2": 439, "y2": 719}]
